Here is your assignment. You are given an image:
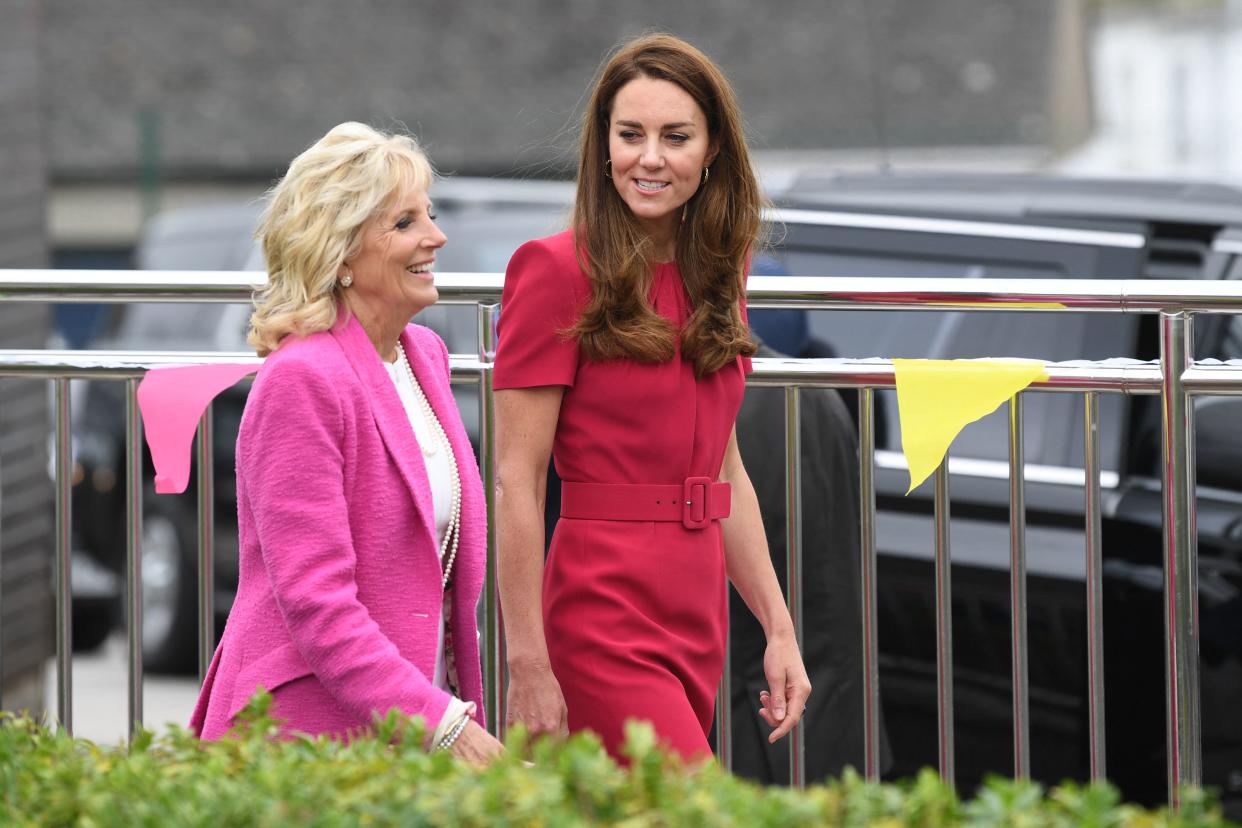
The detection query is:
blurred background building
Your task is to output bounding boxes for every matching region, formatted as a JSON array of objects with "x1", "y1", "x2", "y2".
[
  {"x1": 43, "y1": 0, "x2": 1093, "y2": 265},
  {"x1": 1065, "y1": 0, "x2": 1242, "y2": 176}
]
